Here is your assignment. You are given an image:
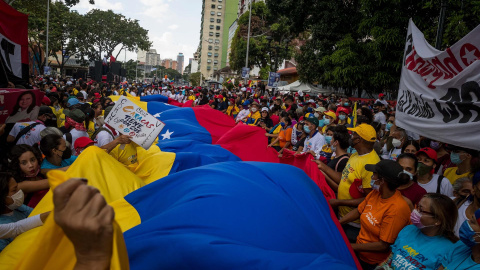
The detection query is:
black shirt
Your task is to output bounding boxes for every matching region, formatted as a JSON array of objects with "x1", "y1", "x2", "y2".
[{"x1": 327, "y1": 154, "x2": 349, "y2": 172}]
